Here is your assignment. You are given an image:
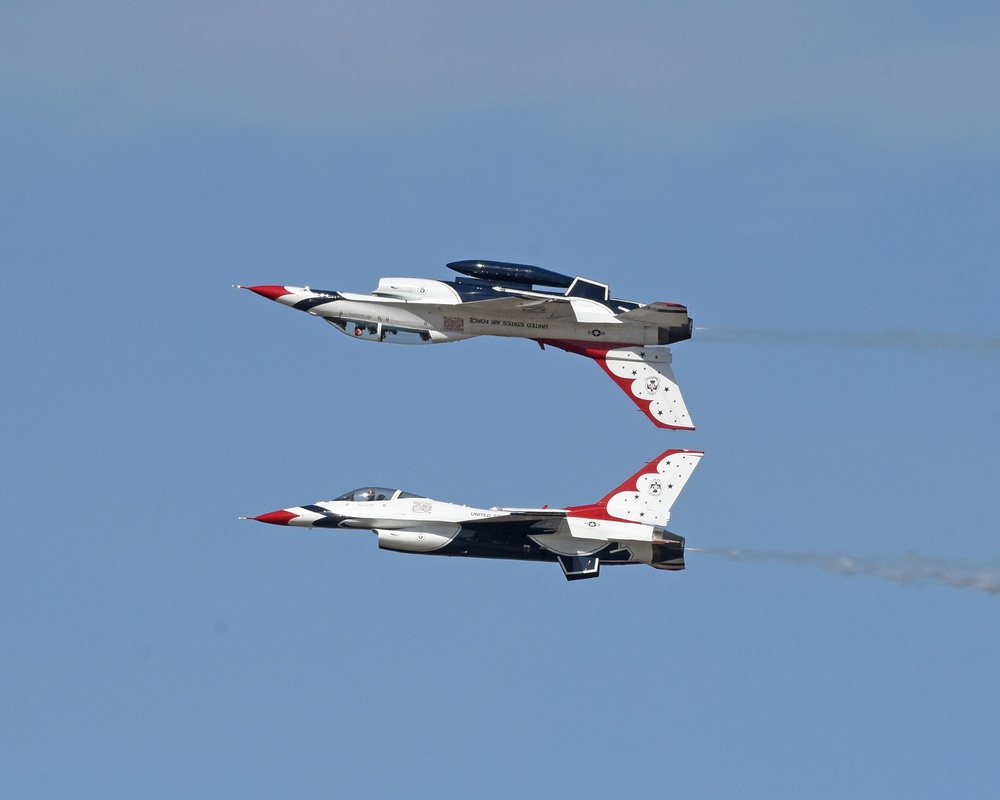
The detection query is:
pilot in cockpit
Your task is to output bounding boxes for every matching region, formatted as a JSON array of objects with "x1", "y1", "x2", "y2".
[{"x1": 363, "y1": 489, "x2": 376, "y2": 502}]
